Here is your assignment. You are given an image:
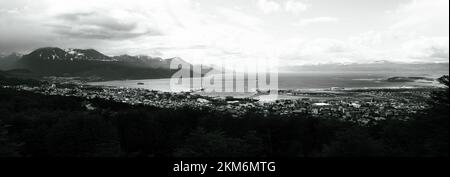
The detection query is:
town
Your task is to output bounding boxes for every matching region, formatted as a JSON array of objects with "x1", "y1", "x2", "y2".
[{"x1": 0, "y1": 76, "x2": 436, "y2": 126}]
